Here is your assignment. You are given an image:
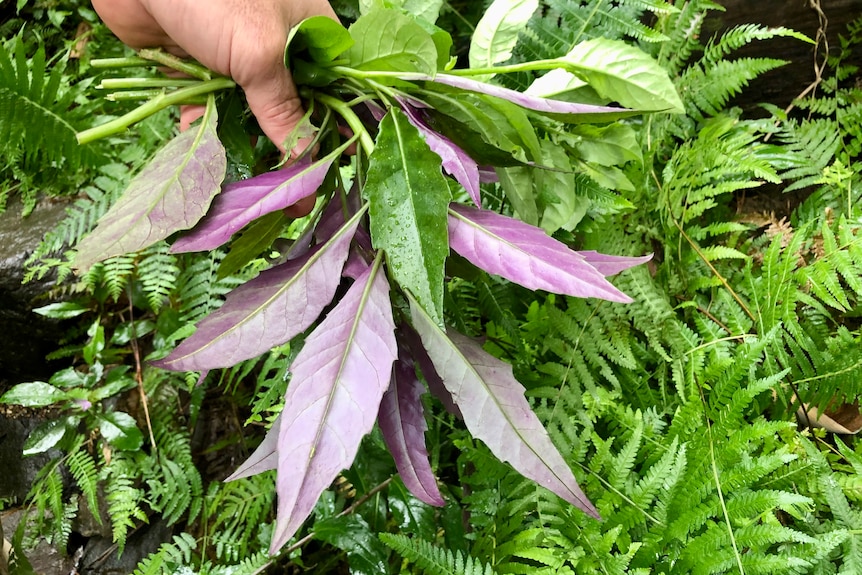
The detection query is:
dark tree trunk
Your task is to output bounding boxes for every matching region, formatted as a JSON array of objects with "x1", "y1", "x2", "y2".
[{"x1": 704, "y1": 0, "x2": 862, "y2": 110}]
